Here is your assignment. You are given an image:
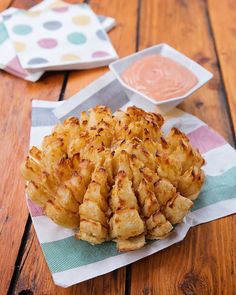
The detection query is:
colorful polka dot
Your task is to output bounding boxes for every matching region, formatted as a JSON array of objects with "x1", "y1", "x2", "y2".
[
  {"x1": 67, "y1": 32, "x2": 86, "y2": 45},
  {"x1": 14, "y1": 42, "x2": 26, "y2": 52},
  {"x1": 61, "y1": 54, "x2": 80, "y2": 62},
  {"x1": 28, "y1": 58, "x2": 49, "y2": 65},
  {"x1": 0, "y1": 23, "x2": 8, "y2": 44},
  {"x1": 72, "y1": 15, "x2": 91, "y2": 26},
  {"x1": 97, "y1": 15, "x2": 106, "y2": 23},
  {"x1": 96, "y1": 30, "x2": 108, "y2": 41},
  {"x1": 13, "y1": 24, "x2": 32, "y2": 35},
  {"x1": 26, "y1": 10, "x2": 42, "y2": 17},
  {"x1": 2, "y1": 14, "x2": 12, "y2": 21},
  {"x1": 49, "y1": 1, "x2": 68, "y2": 9},
  {"x1": 38, "y1": 38, "x2": 58, "y2": 49},
  {"x1": 43, "y1": 21, "x2": 62, "y2": 31},
  {"x1": 52, "y1": 6, "x2": 69, "y2": 13},
  {"x1": 79, "y1": 3, "x2": 88, "y2": 9},
  {"x1": 92, "y1": 51, "x2": 110, "y2": 58}
]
